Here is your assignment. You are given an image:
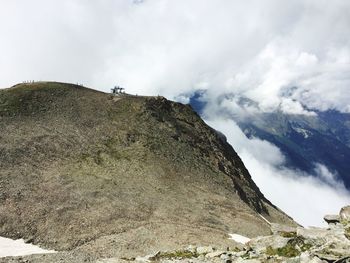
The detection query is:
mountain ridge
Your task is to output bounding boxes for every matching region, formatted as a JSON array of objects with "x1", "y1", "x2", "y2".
[{"x1": 0, "y1": 82, "x2": 294, "y2": 260}]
